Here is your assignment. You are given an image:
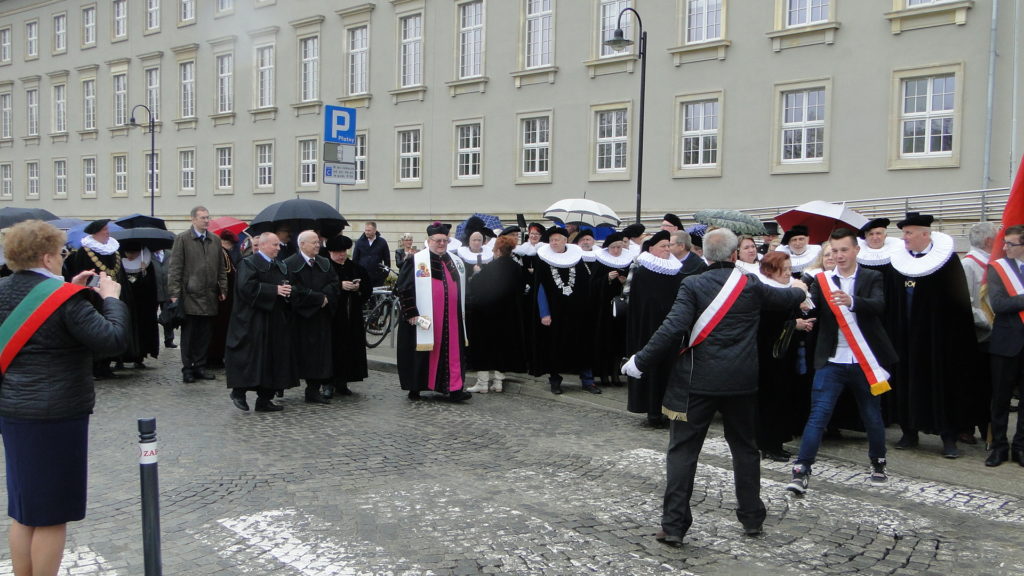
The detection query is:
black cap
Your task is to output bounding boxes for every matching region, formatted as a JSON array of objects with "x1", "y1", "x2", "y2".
[
  {"x1": 622, "y1": 223, "x2": 646, "y2": 239},
  {"x1": 781, "y1": 225, "x2": 810, "y2": 245},
  {"x1": 690, "y1": 232, "x2": 703, "y2": 248},
  {"x1": 326, "y1": 235, "x2": 353, "y2": 251},
  {"x1": 896, "y1": 212, "x2": 933, "y2": 229},
  {"x1": 426, "y1": 221, "x2": 452, "y2": 236},
  {"x1": 662, "y1": 213, "x2": 683, "y2": 230},
  {"x1": 543, "y1": 226, "x2": 569, "y2": 242},
  {"x1": 500, "y1": 225, "x2": 520, "y2": 237},
  {"x1": 528, "y1": 222, "x2": 546, "y2": 234},
  {"x1": 602, "y1": 232, "x2": 625, "y2": 248},
  {"x1": 572, "y1": 229, "x2": 594, "y2": 244},
  {"x1": 859, "y1": 218, "x2": 891, "y2": 238},
  {"x1": 762, "y1": 221, "x2": 779, "y2": 236},
  {"x1": 642, "y1": 230, "x2": 671, "y2": 252},
  {"x1": 84, "y1": 219, "x2": 110, "y2": 235}
]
